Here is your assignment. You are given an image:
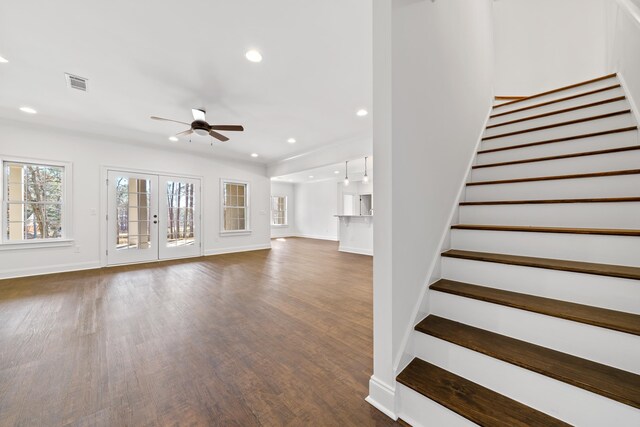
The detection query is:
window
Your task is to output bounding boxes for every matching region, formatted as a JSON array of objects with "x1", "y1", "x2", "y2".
[
  {"x1": 221, "y1": 180, "x2": 249, "y2": 233},
  {"x1": 3, "y1": 160, "x2": 69, "y2": 243},
  {"x1": 165, "y1": 180, "x2": 196, "y2": 247},
  {"x1": 271, "y1": 196, "x2": 287, "y2": 226}
]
